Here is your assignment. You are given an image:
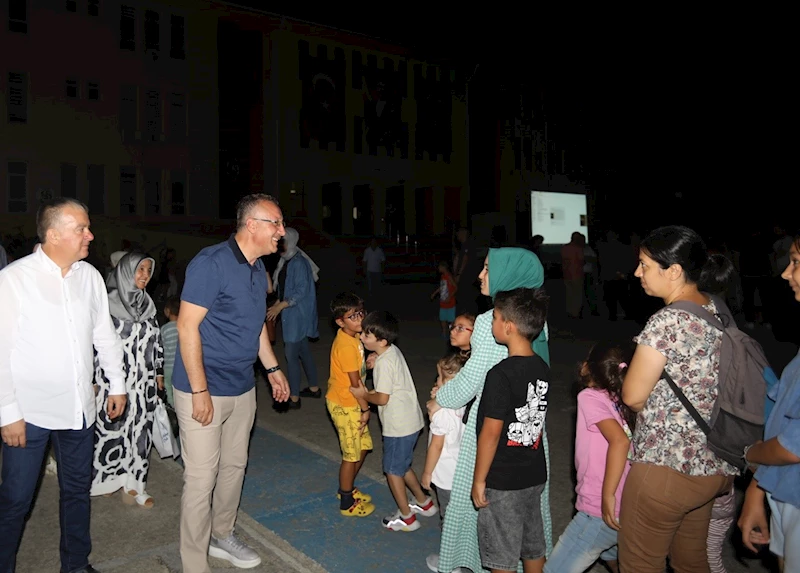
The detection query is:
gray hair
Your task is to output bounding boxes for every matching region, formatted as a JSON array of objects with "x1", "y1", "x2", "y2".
[
  {"x1": 36, "y1": 197, "x2": 88, "y2": 243},
  {"x1": 236, "y1": 193, "x2": 280, "y2": 230}
]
